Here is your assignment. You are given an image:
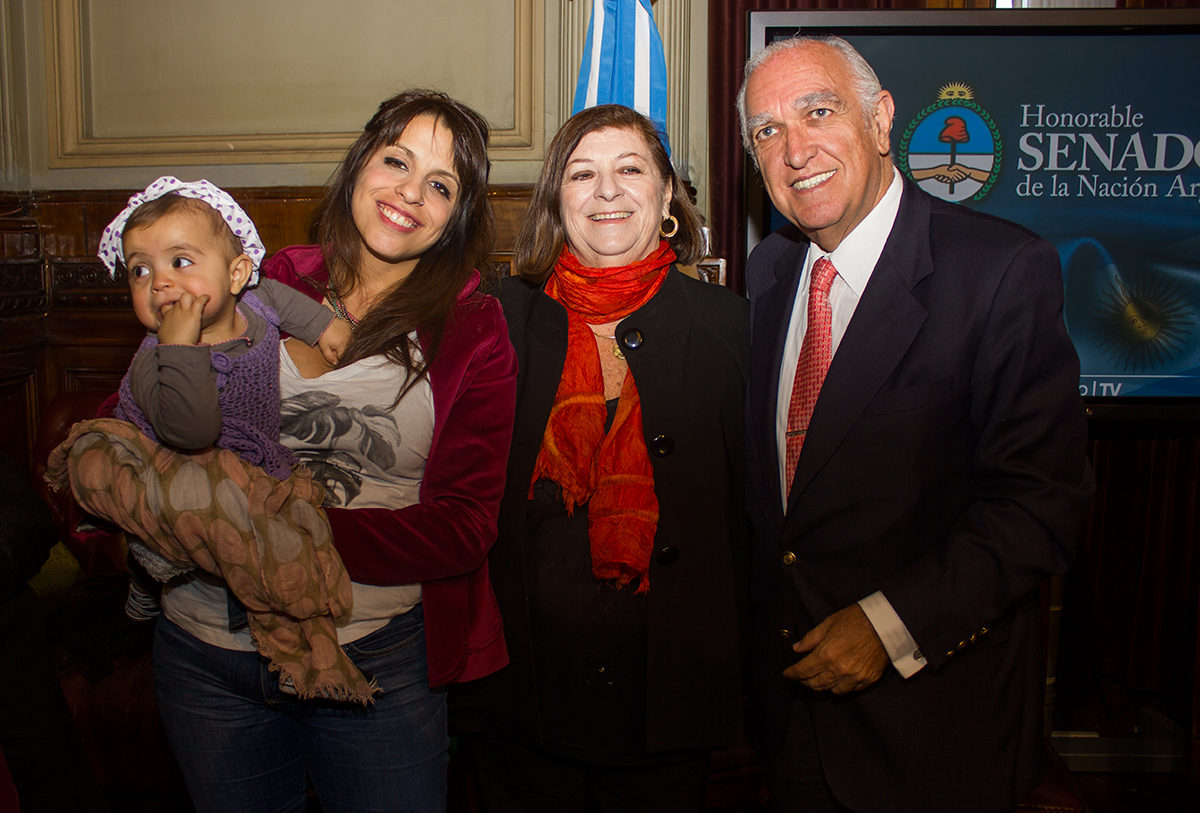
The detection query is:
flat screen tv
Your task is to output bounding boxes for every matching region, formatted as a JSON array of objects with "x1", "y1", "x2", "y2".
[{"x1": 747, "y1": 9, "x2": 1200, "y2": 420}]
